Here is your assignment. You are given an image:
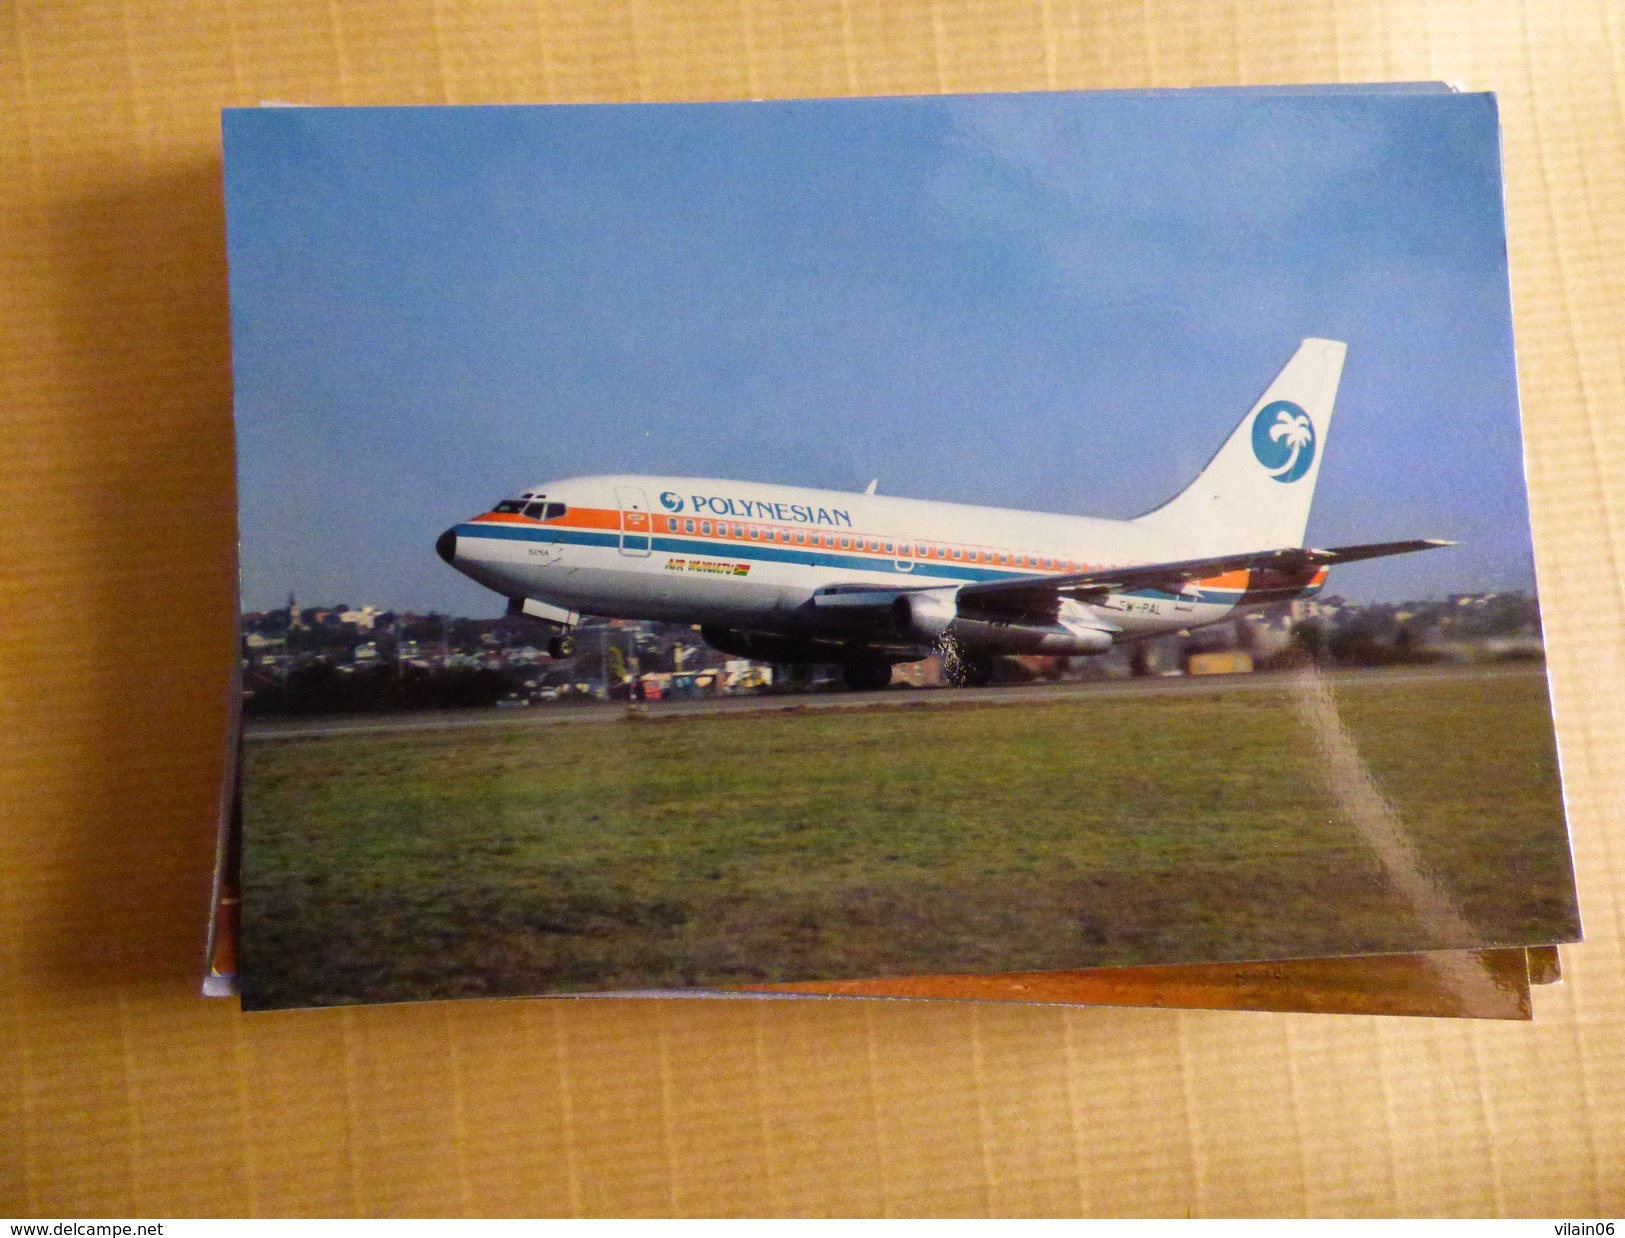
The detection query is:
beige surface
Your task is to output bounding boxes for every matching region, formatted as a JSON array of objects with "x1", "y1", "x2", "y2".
[{"x1": 3, "y1": 0, "x2": 1621, "y2": 1217}]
